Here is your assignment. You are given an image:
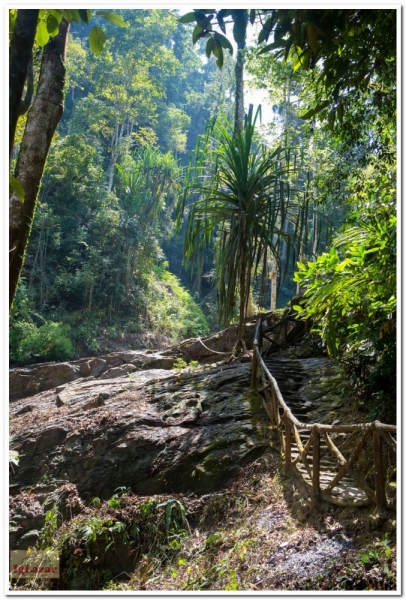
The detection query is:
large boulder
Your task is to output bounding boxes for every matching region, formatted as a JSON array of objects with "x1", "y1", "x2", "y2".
[
  {"x1": 9, "y1": 352, "x2": 175, "y2": 401},
  {"x1": 10, "y1": 364, "x2": 268, "y2": 506},
  {"x1": 10, "y1": 363, "x2": 81, "y2": 401}
]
